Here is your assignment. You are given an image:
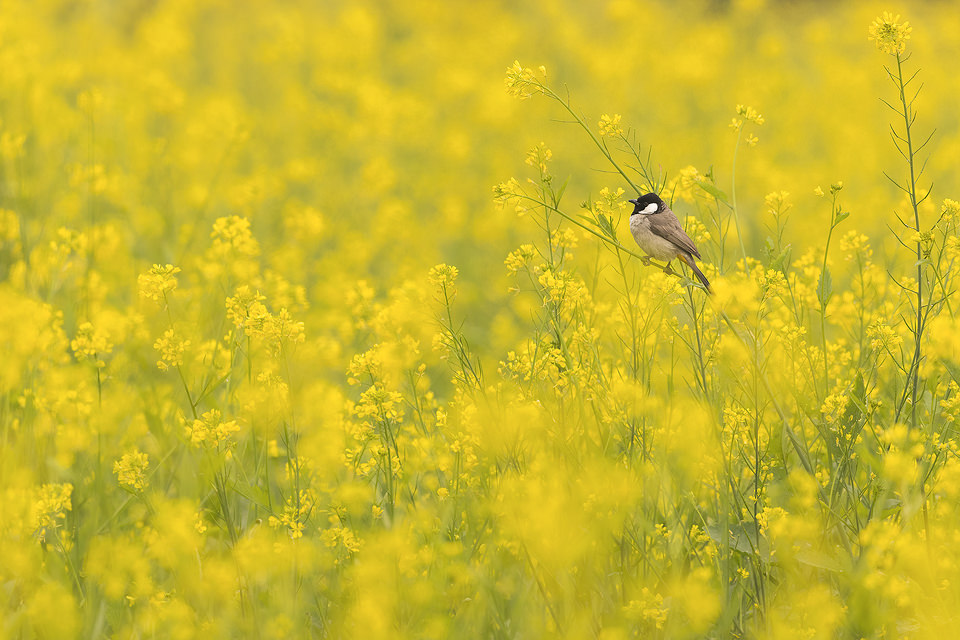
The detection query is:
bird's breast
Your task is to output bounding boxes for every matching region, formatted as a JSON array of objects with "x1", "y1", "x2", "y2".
[{"x1": 630, "y1": 215, "x2": 683, "y2": 262}]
